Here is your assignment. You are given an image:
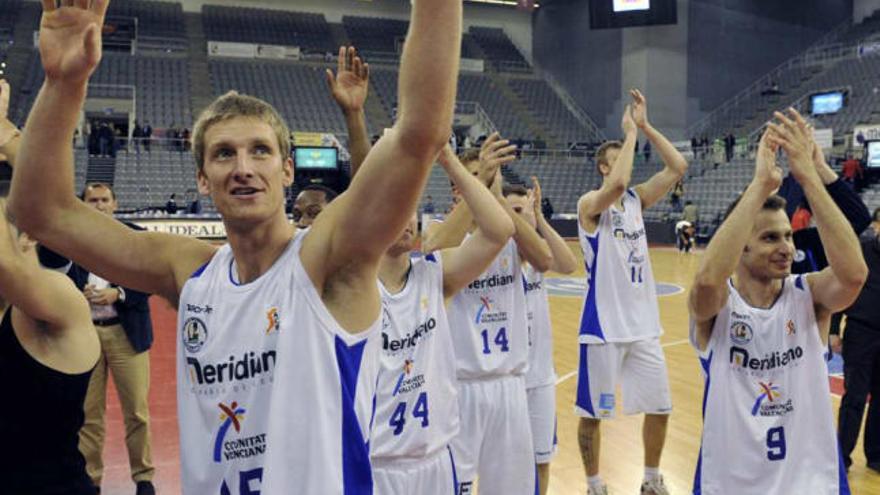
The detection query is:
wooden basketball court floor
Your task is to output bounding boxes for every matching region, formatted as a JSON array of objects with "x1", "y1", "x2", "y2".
[{"x1": 95, "y1": 244, "x2": 880, "y2": 494}]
